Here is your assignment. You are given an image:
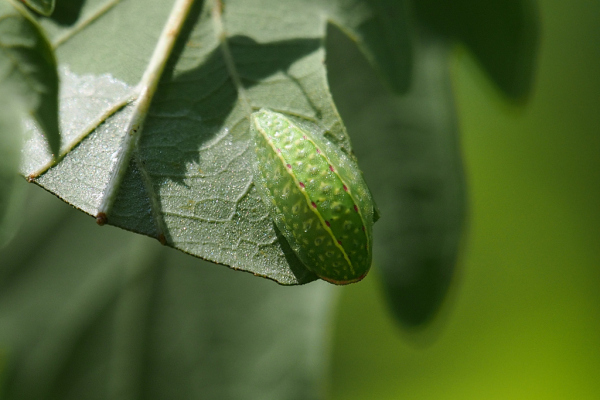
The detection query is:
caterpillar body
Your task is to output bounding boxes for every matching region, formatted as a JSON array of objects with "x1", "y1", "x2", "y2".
[{"x1": 251, "y1": 109, "x2": 375, "y2": 285}]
